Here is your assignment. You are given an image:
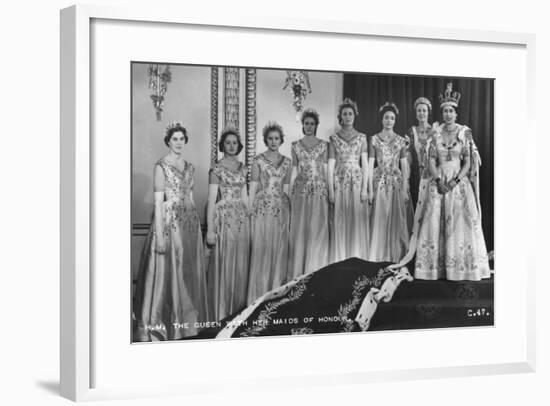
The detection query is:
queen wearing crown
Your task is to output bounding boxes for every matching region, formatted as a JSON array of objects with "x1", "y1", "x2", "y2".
[
  {"x1": 133, "y1": 122, "x2": 209, "y2": 341},
  {"x1": 406, "y1": 83, "x2": 490, "y2": 280}
]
